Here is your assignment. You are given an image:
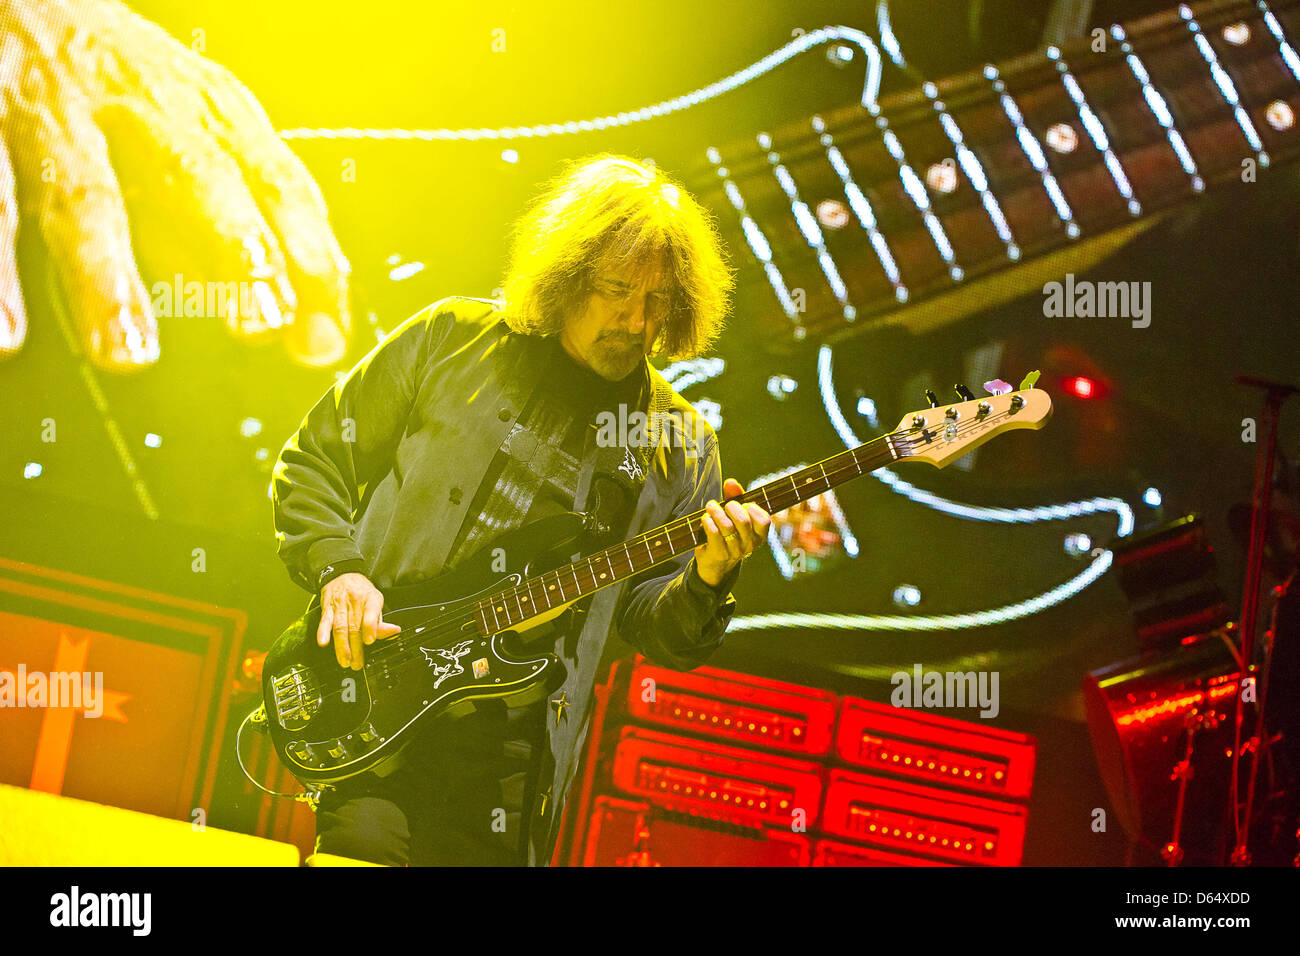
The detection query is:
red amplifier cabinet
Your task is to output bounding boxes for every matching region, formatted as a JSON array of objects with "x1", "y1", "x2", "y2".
[
  {"x1": 821, "y1": 770, "x2": 1029, "y2": 866},
  {"x1": 581, "y1": 796, "x2": 811, "y2": 866},
  {"x1": 557, "y1": 657, "x2": 1037, "y2": 867},
  {"x1": 812, "y1": 839, "x2": 955, "y2": 867},
  {"x1": 835, "y1": 697, "x2": 1036, "y2": 800},
  {"x1": 611, "y1": 726, "x2": 824, "y2": 829},
  {"x1": 623, "y1": 658, "x2": 838, "y2": 757}
]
